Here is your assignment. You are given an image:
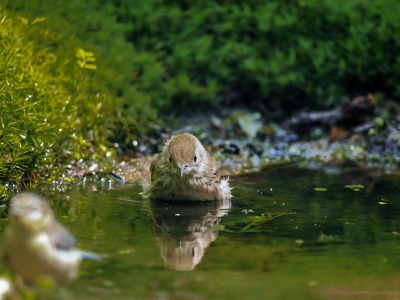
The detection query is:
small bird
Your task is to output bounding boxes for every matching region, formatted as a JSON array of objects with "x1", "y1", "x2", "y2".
[
  {"x1": 2, "y1": 193, "x2": 99, "y2": 285},
  {"x1": 142, "y1": 133, "x2": 232, "y2": 201}
]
